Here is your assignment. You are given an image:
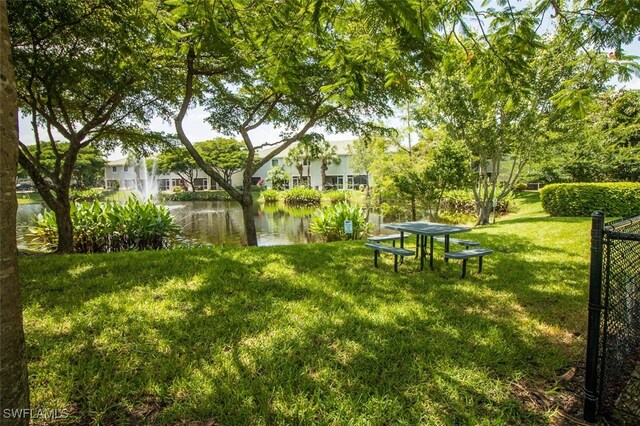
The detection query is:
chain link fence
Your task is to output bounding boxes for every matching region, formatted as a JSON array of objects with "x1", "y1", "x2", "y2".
[{"x1": 584, "y1": 212, "x2": 640, "y2": 422}]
